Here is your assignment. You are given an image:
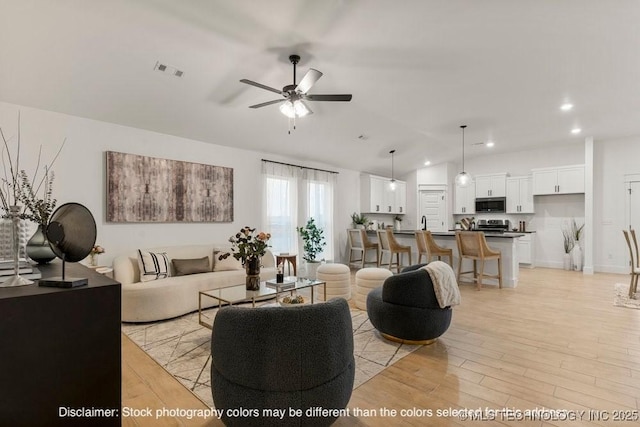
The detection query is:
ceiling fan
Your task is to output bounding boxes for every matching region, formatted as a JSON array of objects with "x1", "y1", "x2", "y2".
[{"x1": 240, "y1": 54, "x2": 352, "y2": 125}]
